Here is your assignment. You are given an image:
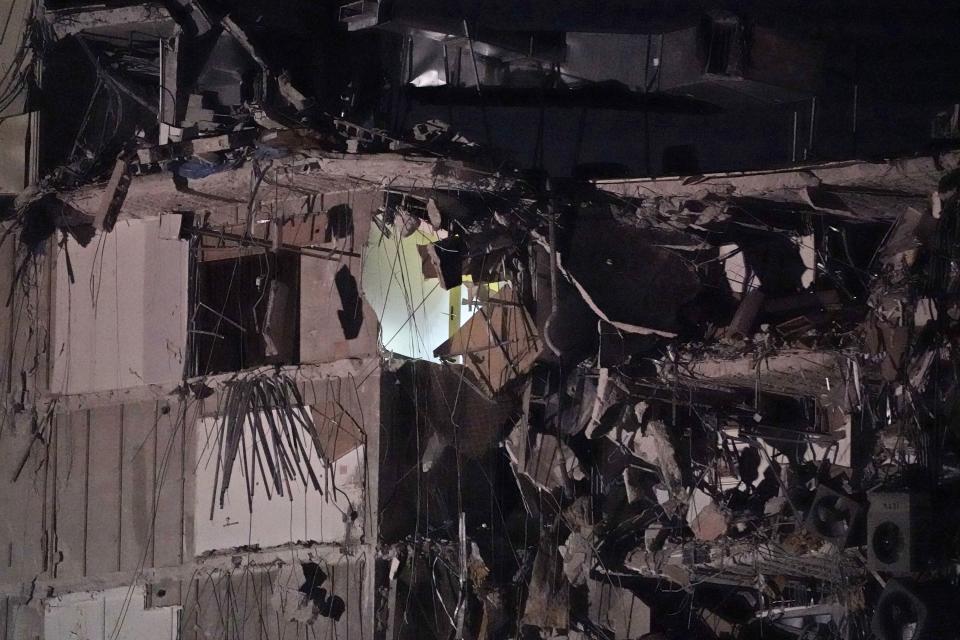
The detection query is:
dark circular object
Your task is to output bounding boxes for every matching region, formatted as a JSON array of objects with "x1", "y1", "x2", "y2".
[
  {"x1": 873, "y1": 521, "x2": 904, "y2": 565},
  {"x1": 811, "y1": 495, "x2": 849, "y2": 538},
  {"x1": 878, "y1": 591, "x2": 920, "y2": 640}
]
